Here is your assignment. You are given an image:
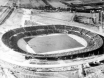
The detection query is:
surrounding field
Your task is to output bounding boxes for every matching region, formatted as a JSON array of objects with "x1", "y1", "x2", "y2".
[
  {"x1": 0, "y1": 8, "x2": 99, "y2": 33},
  {"x1": 0, "y1": 0, "x2": 9, "y2": 6}
]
